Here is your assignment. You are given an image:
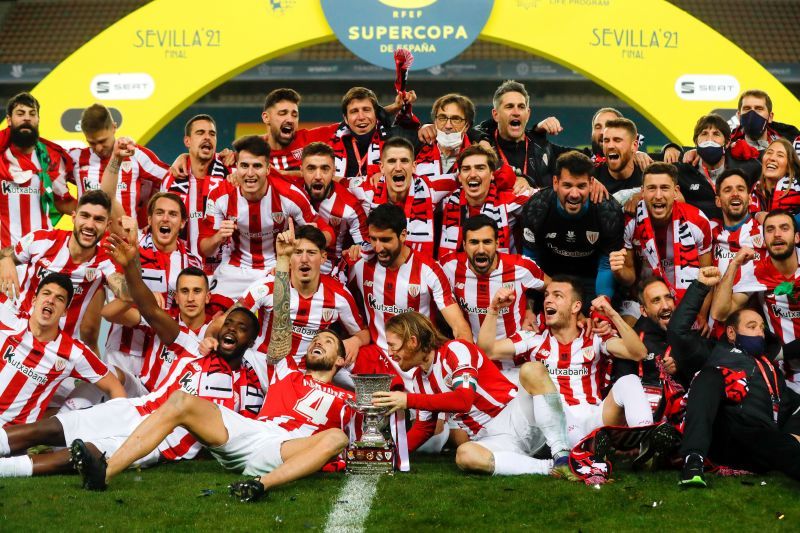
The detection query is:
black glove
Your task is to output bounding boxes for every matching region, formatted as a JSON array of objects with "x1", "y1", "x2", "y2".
[{"x1": 229, "y1": 477, "x2": 266, "y2": 502}]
